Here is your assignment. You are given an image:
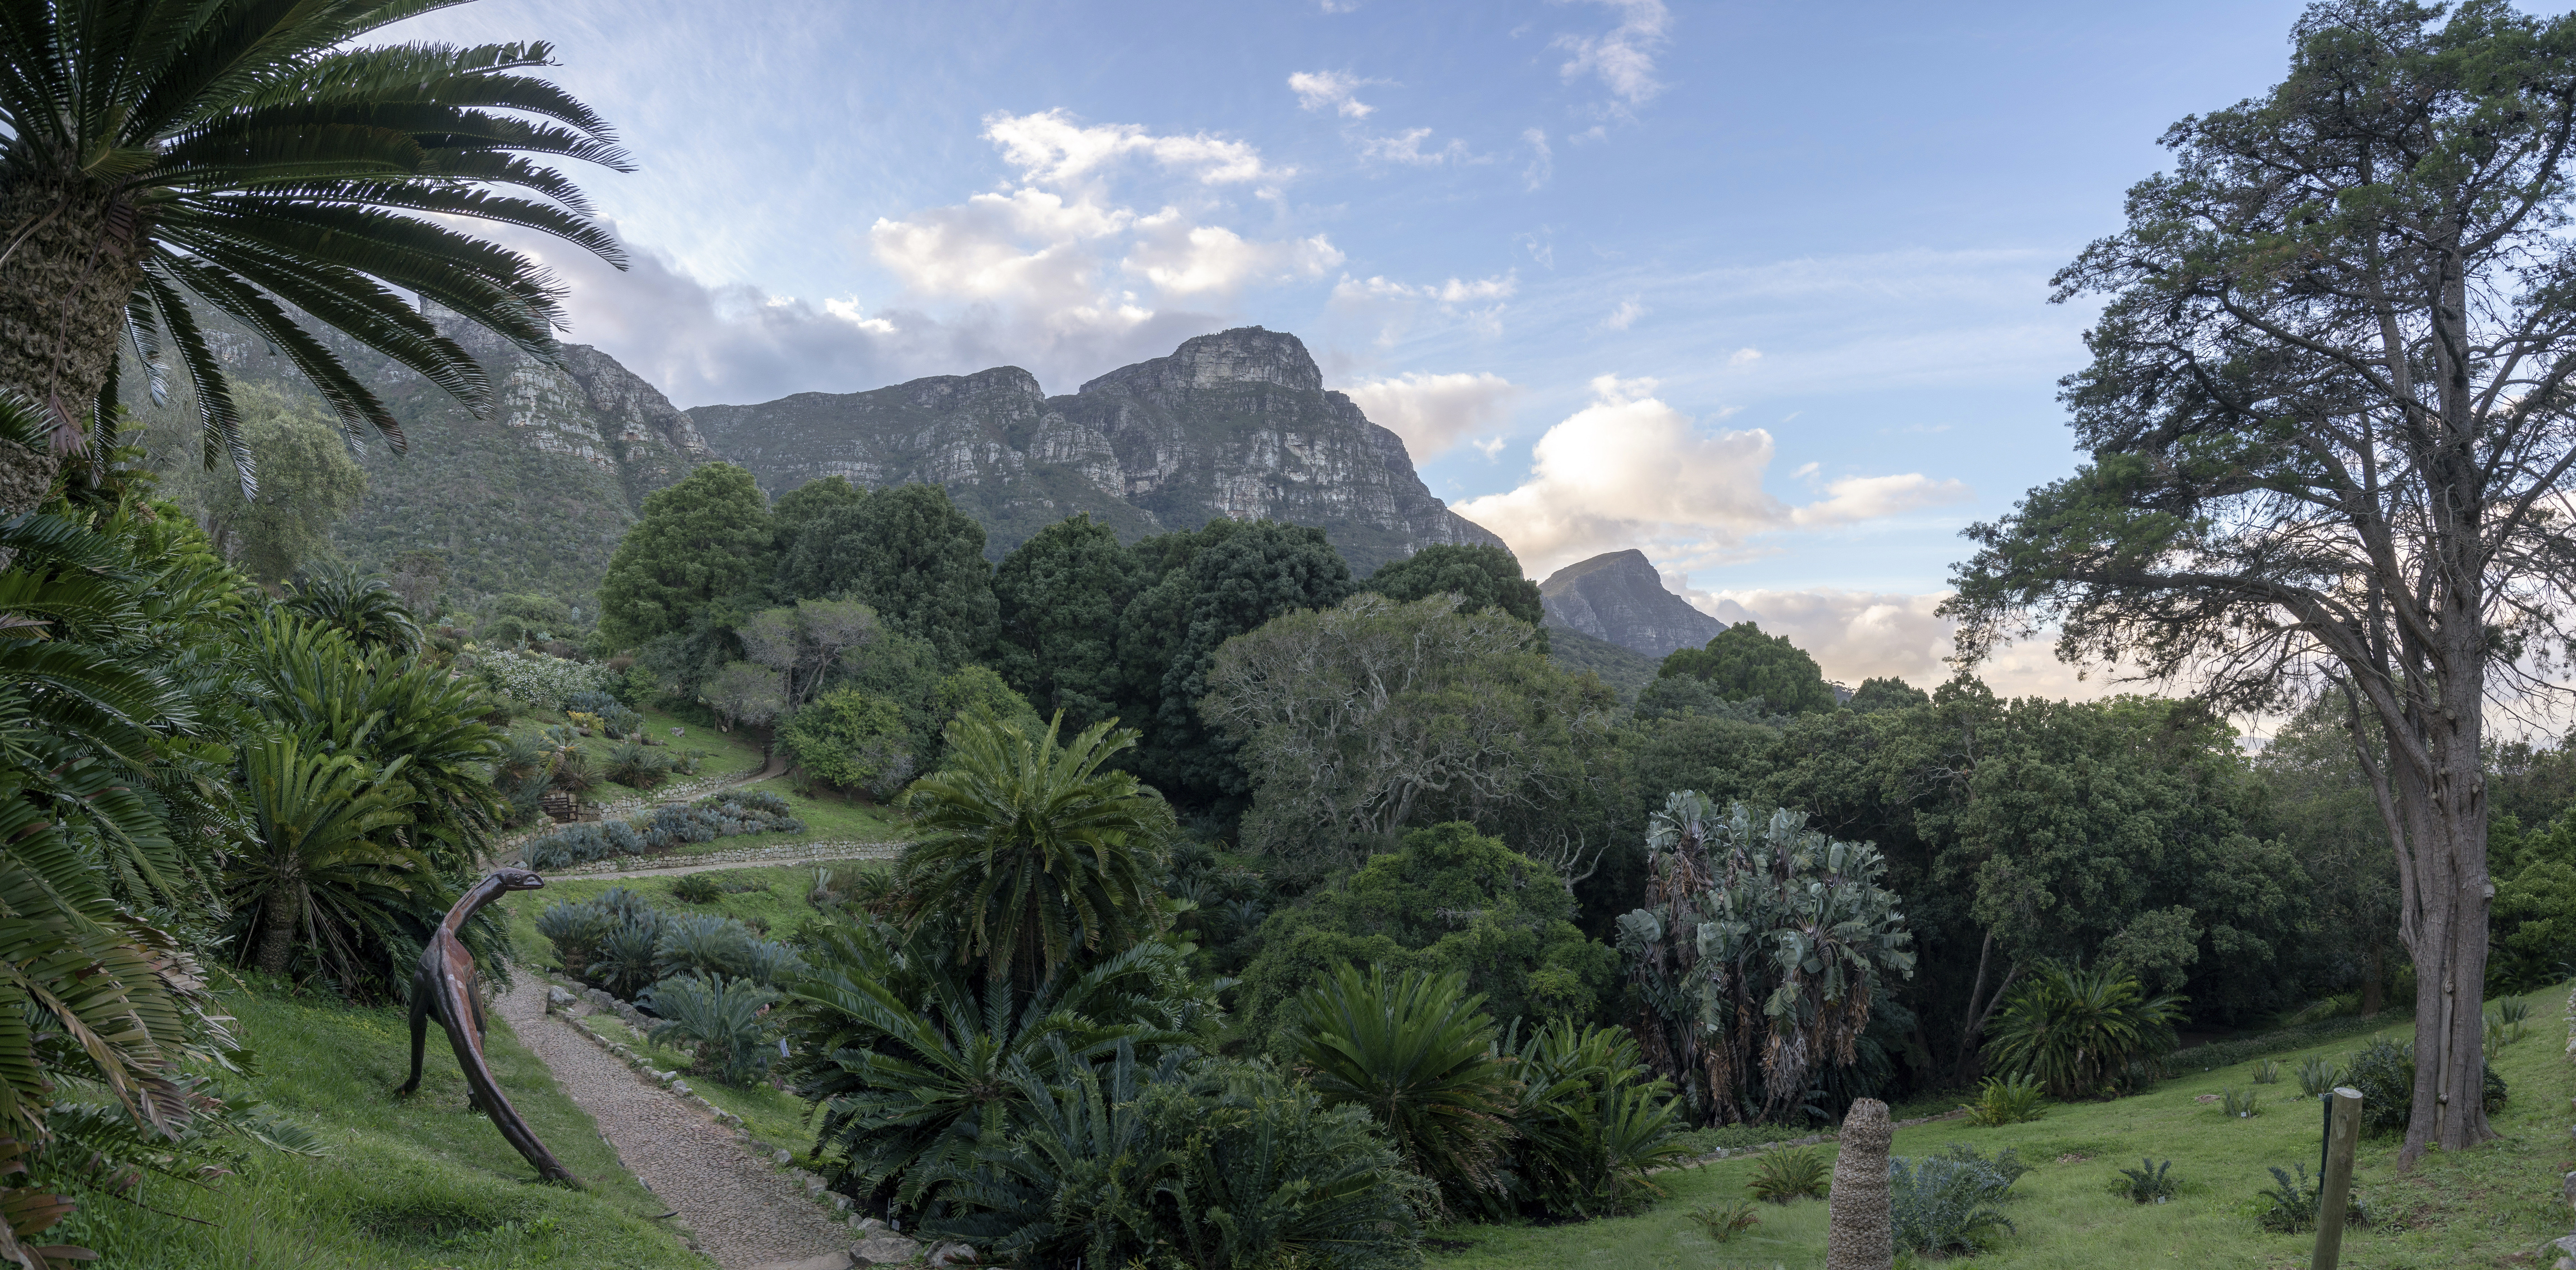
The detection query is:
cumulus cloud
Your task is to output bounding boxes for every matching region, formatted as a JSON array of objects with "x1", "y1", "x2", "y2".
[
  {"x1": 982, "y1": 109, "x2": 1282, "y2": 187},
  {"x1": 1341, "y1": 371, "x2": 1522, "y2": 460},
  {"x1": 1666, "y1": 586, "x2": 2105, "y2": 701},
  {"x1": 1289, "y1": 70, "x2": 1376, "y2": 117},
  {"x1": 1451, "y1": 375, "x2": 1971, "y2": 578},
  {"x1": 1124, "y1": 215, "x2": 1343, "y2": 298},
  {"x1": 1552, "y1": 0, "x2": 1671, "y2": 109},
  {"x1": 1601, "y1": 296, "x2": 1644, "y2": 331},
  {"x1": 1727, "y1": 347, "x2": 1762, "y2": 366}
]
